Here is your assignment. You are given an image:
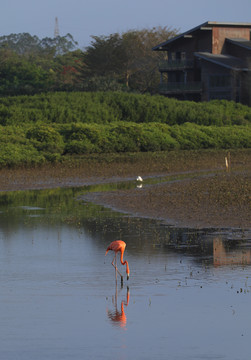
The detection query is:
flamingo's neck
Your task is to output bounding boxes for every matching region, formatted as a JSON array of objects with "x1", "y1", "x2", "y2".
[{"x1": 120, "y1": 251, "x2": 130, "y2": 276}]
